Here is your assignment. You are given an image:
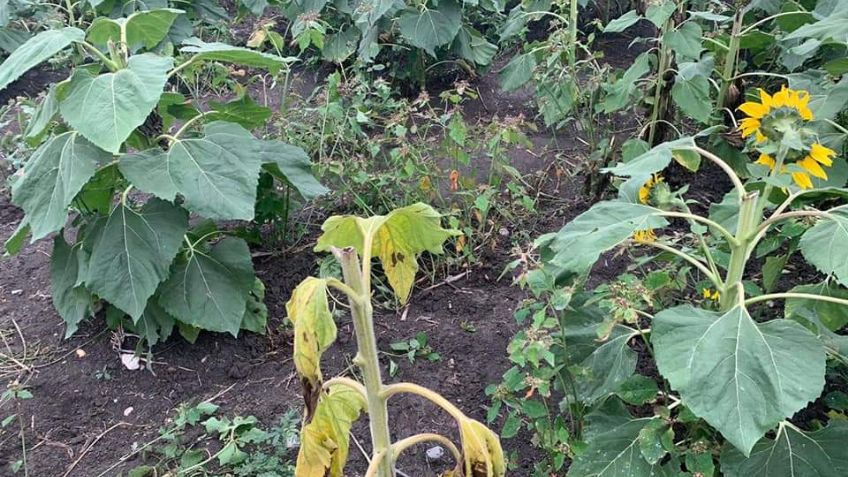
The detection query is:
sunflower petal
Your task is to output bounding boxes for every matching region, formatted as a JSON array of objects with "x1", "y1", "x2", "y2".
[
  {"x1": 758, "y1": 89, "x2": 773, "y2": 108},
  {"x1": 809, "y1": 143, "x2": 836, "y2": 167},
  {"x1": 739, "y1": 101, "x2": 769, "y2": 119},
  {"x1": 755, "y1": 131, "x2": 767, "y2": 143},
  {"x1": 756, "y1": 154, "x2": 776, "y2": 169},
  {"x1": 791, "y1": 171, "x2": 813, "y2": 189},
  {"x1": 798, "y1": 156, "x2": 828, "y2": 180}
]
